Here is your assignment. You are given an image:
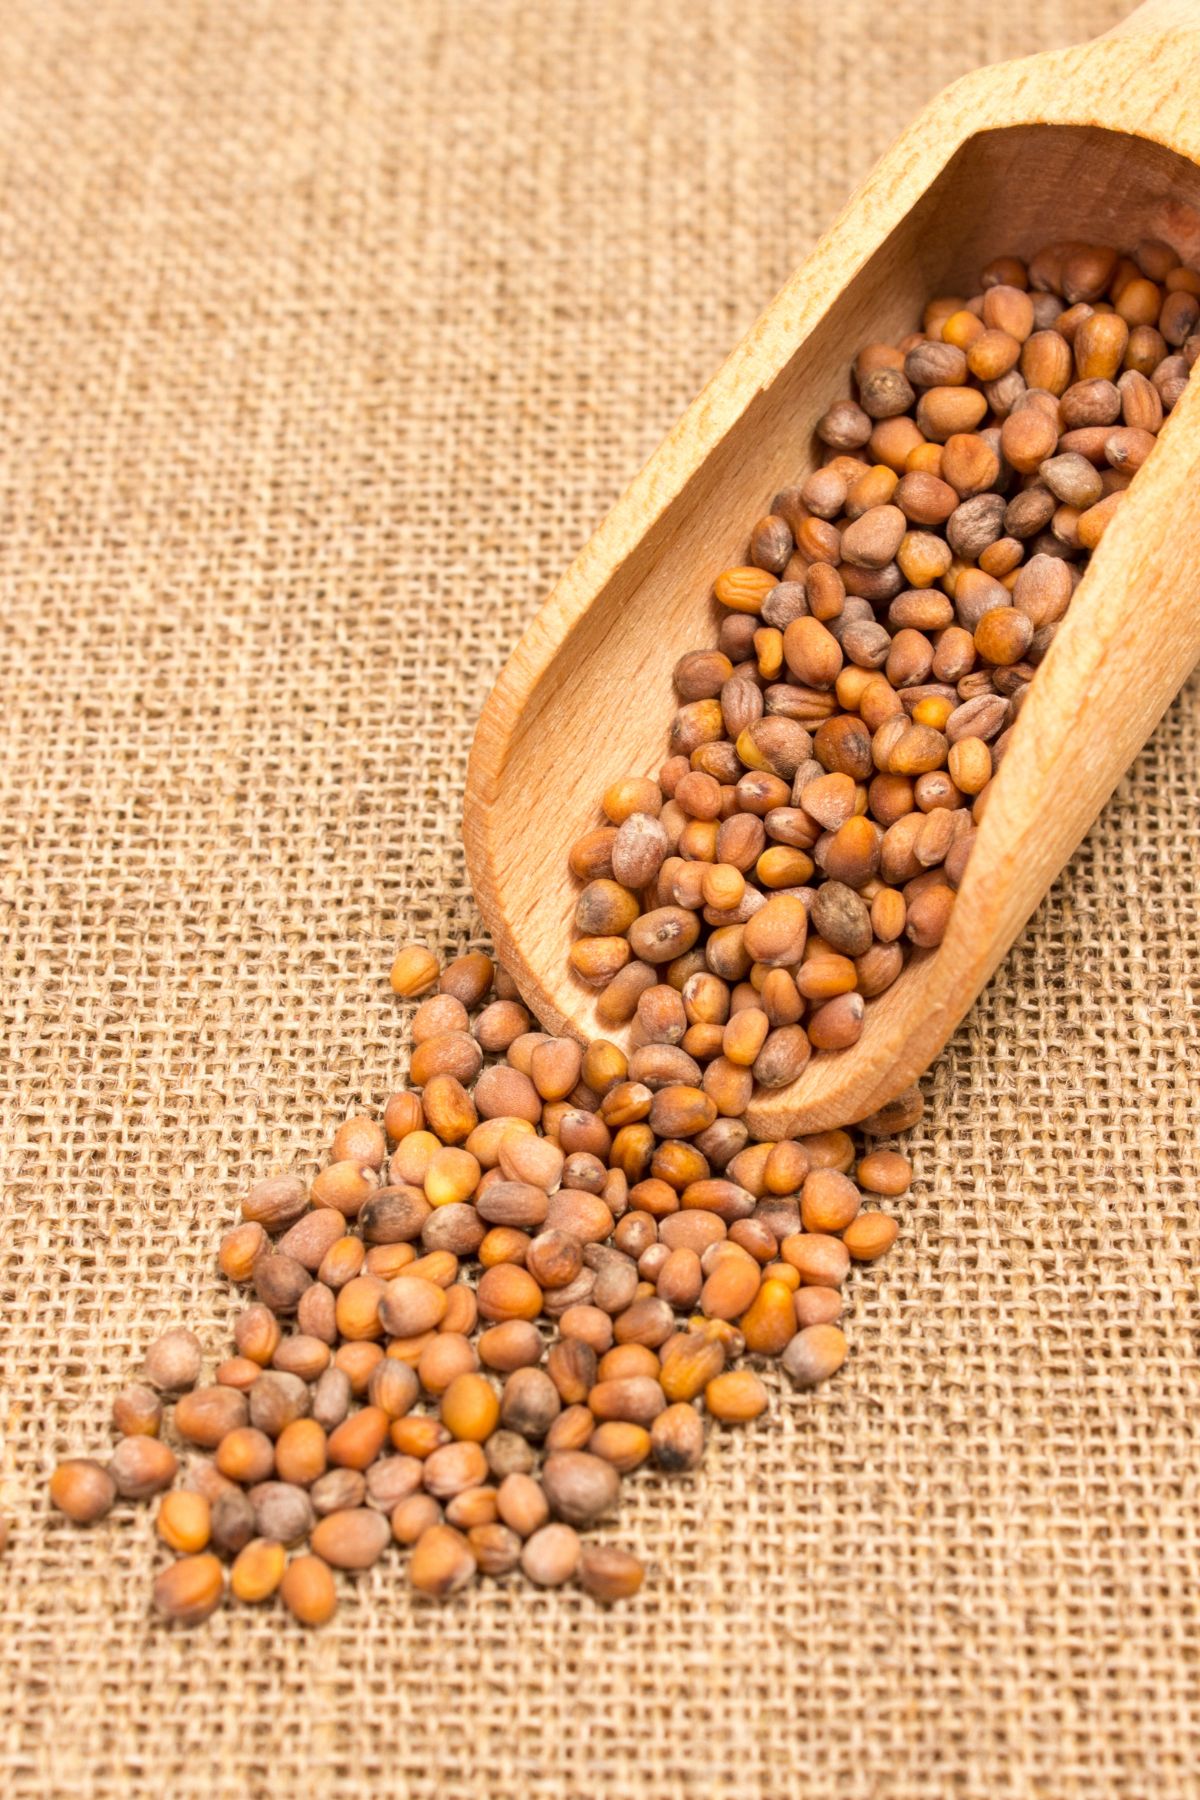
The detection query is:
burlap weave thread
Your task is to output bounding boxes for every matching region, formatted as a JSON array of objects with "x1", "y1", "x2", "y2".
[{"x1": 1, "y1": 2, "x2": 1197, "y2": 1795}]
